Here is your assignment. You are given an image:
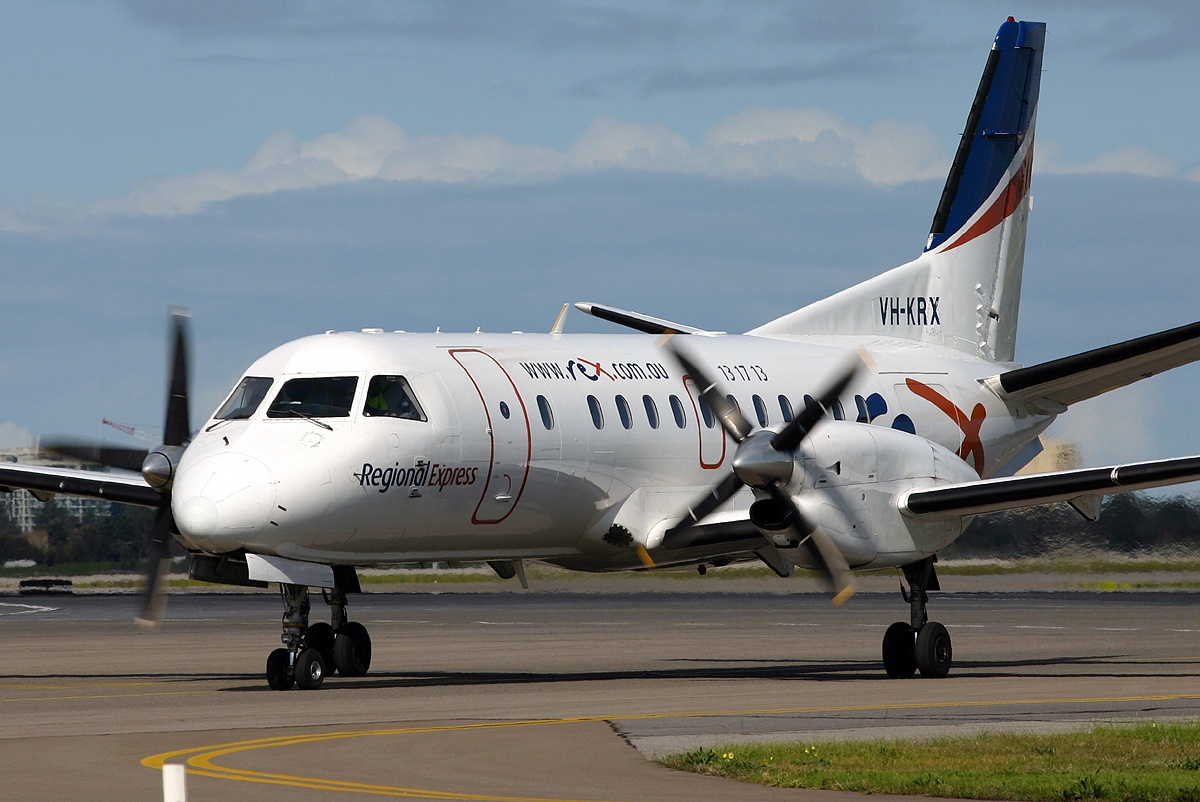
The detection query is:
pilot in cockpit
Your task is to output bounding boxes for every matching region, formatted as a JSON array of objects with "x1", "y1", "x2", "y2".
[{"x1": 364, "y1": 375, "x2": 425, "y2": 421}]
